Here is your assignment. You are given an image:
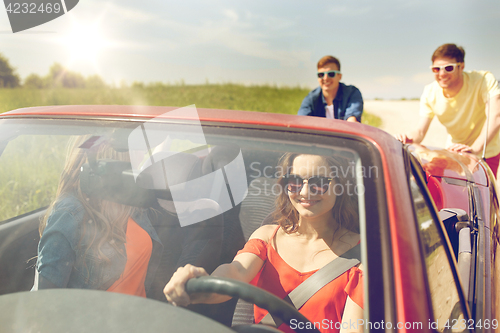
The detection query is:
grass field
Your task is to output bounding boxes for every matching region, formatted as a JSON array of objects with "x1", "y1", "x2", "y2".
[
  {"x1": 0, "y1": 136, "x2": 69, "y2": 221},
  {"x1": 0, "y1": 84, "x2": 381, "y2": 127},
  {"x1": 0, "y1": 84, "x2": 381, "y2": 221}
]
